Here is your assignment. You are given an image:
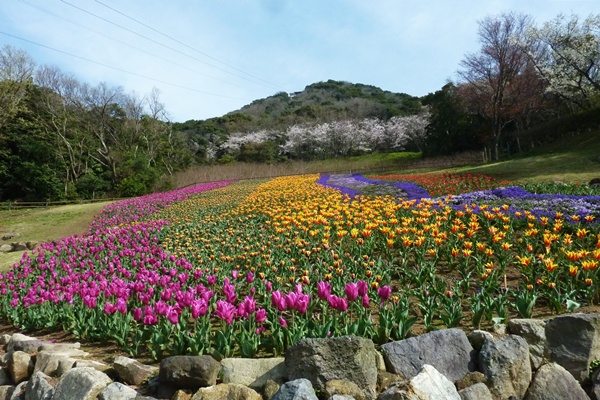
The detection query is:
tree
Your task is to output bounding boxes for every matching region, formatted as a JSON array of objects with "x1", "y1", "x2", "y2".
[
  {"x1": 520, "y1": 13, "x2": 600, "y2": 108},
  {"x1": 458, "y1": 12, "x2": 535, "y2": 160},
  {"x1": 0, "y1": 45, "x2": 36, "y2": 130}
]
